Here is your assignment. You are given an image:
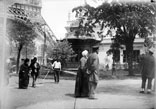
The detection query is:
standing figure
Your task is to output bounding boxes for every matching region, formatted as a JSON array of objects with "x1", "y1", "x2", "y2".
[
  {"x1": 30, "y1": 57, "x2": 40, "y2": 87},
  {"x1": 75, "y1": 50, "x2": 89, "y2": 97},
  {"x1": 140, "y1": 48, "x2": 155, "y2": 94},
  {"x1": 19, "y1": 58, "x2": 30, "y2": 89},
  {"x1": 86, "y1": 45, "x2": 99, "y2": 99},
  {"x1": 52, "y1": 59, "x2": 61, "y2": 83}
]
